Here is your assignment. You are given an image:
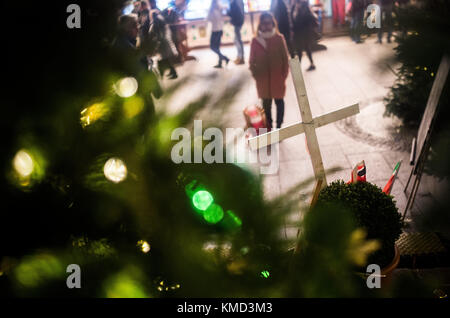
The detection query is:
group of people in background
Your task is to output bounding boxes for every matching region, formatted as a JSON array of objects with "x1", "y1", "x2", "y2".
[
  {"x1": 347, "y1": 0, "x2": 410, "y2": 44},
  {"x1": 116, "y1": 0, "x2": 191, "y2": 80},
  {"x1": 112, "y1": 0, "x2": 411, "y2": 132},
  {"x1": 207, "y1": 0, "x2": 318, "y2": 71},
  {"x1": 207, "y1": 0, "x2": 245, "y2": 68}
]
